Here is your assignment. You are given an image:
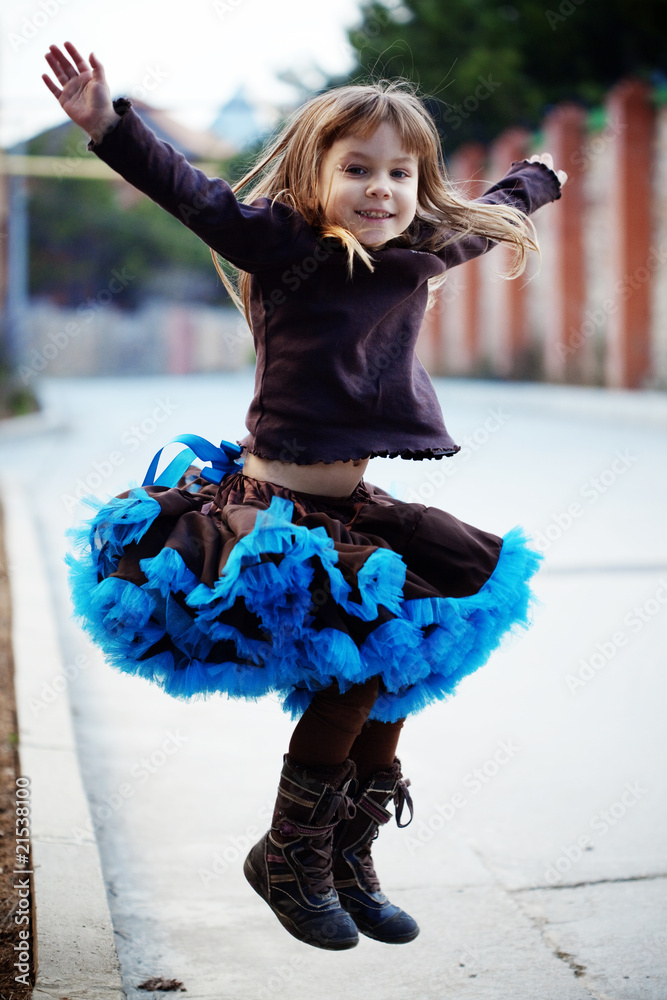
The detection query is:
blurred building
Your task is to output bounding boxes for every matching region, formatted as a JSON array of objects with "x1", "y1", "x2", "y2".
[{"x1": 210, "y1": 87, "x2": 269, "y2": 150}]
